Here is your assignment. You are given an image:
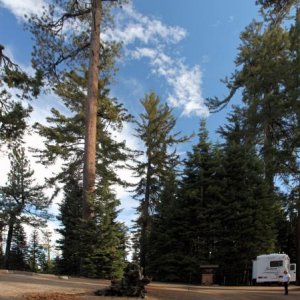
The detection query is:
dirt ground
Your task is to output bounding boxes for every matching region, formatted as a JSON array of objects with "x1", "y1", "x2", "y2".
[{"x1": 1, "y1": 270, "x2": 300, "y2": 300}]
